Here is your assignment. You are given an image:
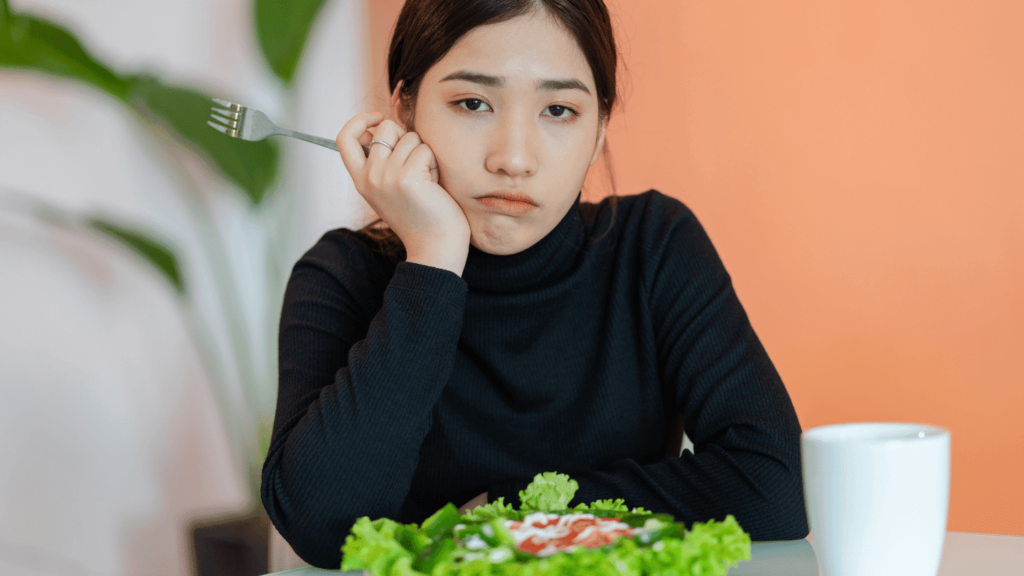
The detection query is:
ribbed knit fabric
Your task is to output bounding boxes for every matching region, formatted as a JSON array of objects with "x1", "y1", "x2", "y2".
[{"x1": 261, "y1": 190, "x2": 809, "y2": 569}]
